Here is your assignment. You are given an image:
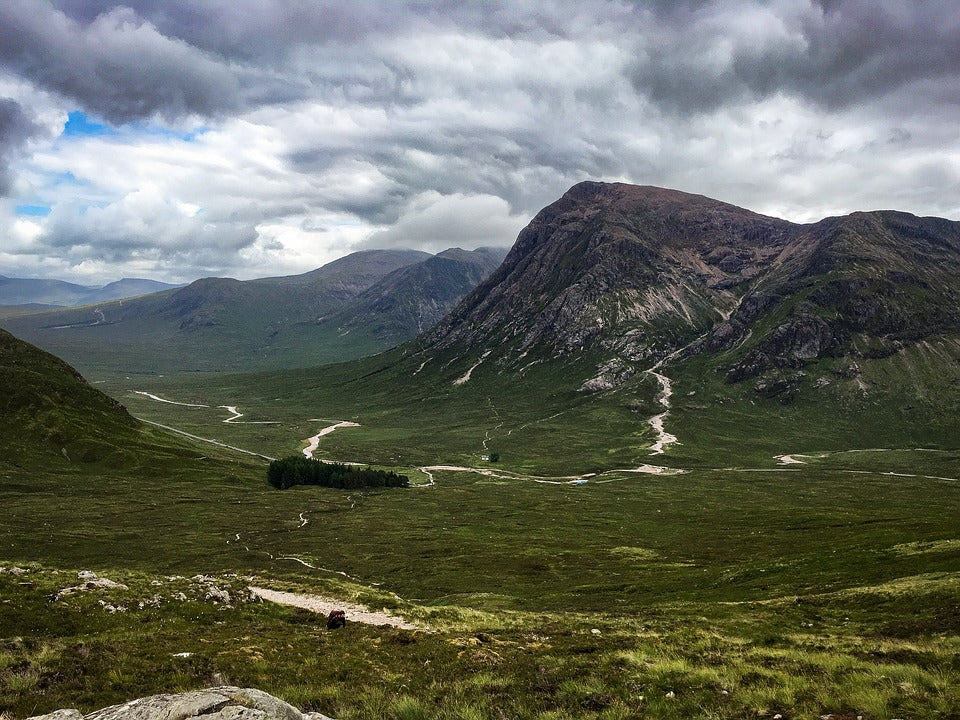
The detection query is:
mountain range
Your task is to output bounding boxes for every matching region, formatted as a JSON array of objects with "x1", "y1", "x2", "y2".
[
  {"x1": 0, "y1": 276, "x2": 182, "y2": 308},
  {"x1": 2, "y1": 182, "x2": 958, "y2": 720},
  {"x1": 0, "y1": 247, "x2": 506, "y2": 374},
  {"x1": 234, "y1": 181, "x2": 960, "y2": 469},
  {"x1": 4, "y1": 181, "x2": 960, "y2": 462}
]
